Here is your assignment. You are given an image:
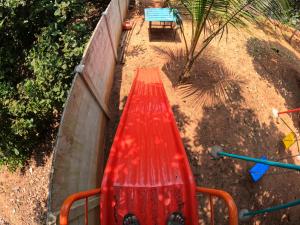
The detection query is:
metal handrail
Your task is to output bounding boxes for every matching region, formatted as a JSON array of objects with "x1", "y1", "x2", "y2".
[
  {"x1": 60, "y1": 187, "x2": 237, "y2": 225},
  {"x1": 278, "y1": 107, "x2": 300, "y2": 115},
  {"x1": 196, "y1": 187, "x2": 238, "y2": 225},
  {"x1": 60, "y1": 188, "x2": 101, "y2": 225}
]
